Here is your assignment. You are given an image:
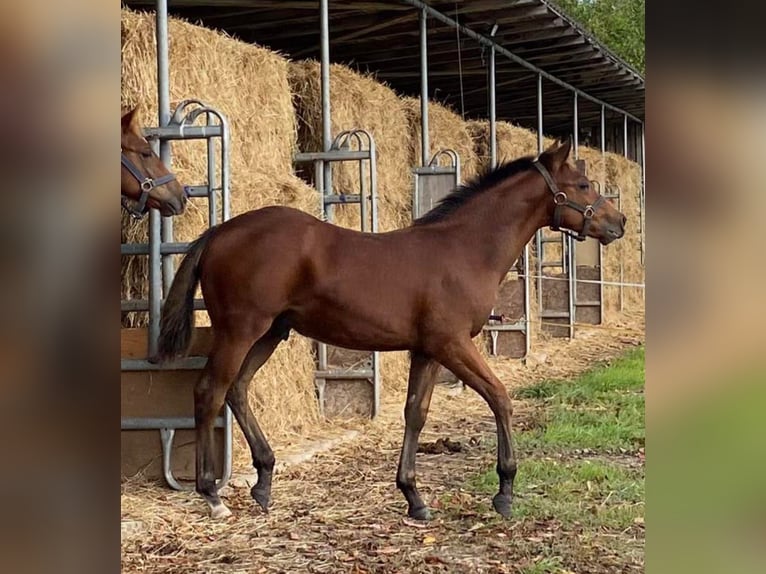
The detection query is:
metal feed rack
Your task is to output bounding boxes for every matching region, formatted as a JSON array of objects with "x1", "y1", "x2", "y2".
[
  {"x1": 294, "y1": 129, "x2": 382, "y2": 419},
  {"x1": 120, "y1": 1, "x2": 233, "y2": 491}
]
